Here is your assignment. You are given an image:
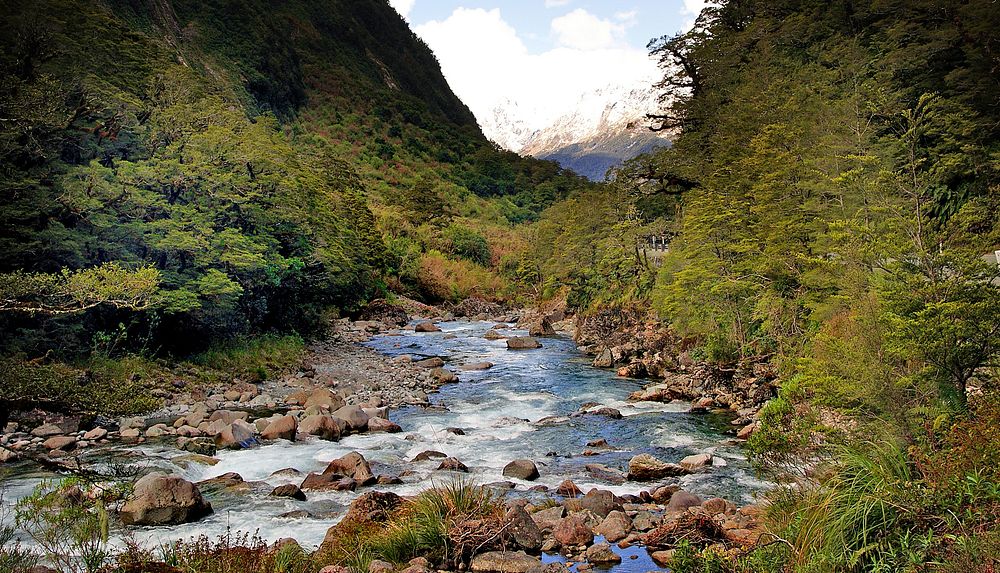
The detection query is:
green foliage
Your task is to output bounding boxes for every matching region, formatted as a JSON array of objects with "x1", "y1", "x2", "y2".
[
  {"x1": 0, "y1": 356, "x2": 158, "y2": 417},
  {"x1": 190, "y1": 334, "x2": 305, "y2": 384},
  {"x1": 442, "y1": 224, "x2": 491, "y2": 266},
  {"x1": 345, "y1": 479, "x2": 504, "y2": 569},
  {"x1": 15, "y1": 479, "x2": 113, "y2": 573},
  {"x1": 0, "y1": 263, "x2": 160, "y2": 315}
]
